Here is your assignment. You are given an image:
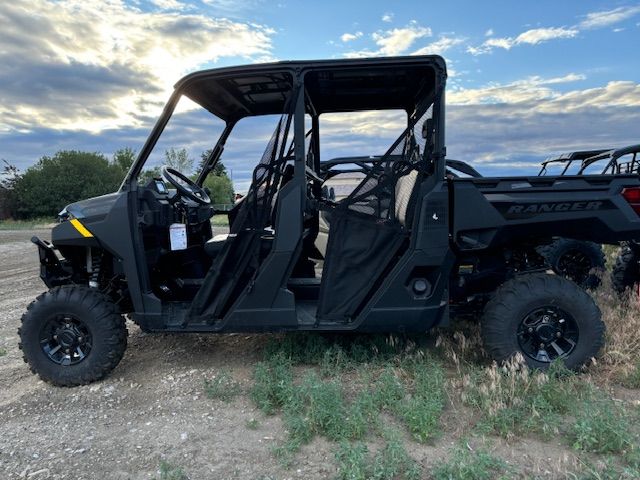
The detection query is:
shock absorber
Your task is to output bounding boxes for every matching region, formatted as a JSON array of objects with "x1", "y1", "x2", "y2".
[{"x1": 86, "y1": 247, "x2": 102, "y2": 288}]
